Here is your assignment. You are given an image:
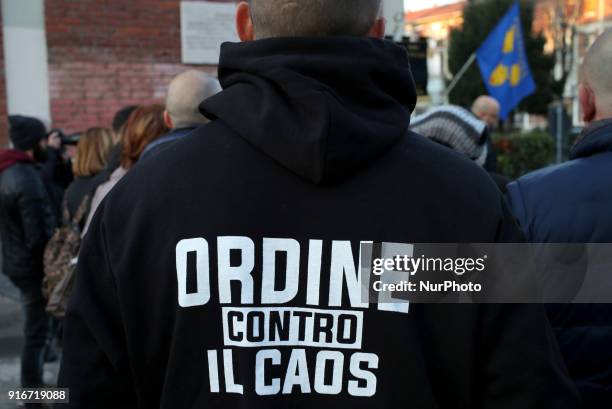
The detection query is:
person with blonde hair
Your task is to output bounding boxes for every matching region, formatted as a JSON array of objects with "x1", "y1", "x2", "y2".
[{"x1": 63, "y1": 127, "x2": 114, "y2": 220}]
